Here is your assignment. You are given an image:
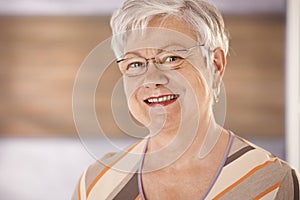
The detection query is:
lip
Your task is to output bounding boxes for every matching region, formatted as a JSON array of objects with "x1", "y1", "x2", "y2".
[{"x1": 143, "y1": 94, "x2": 180, "y2": 107}]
